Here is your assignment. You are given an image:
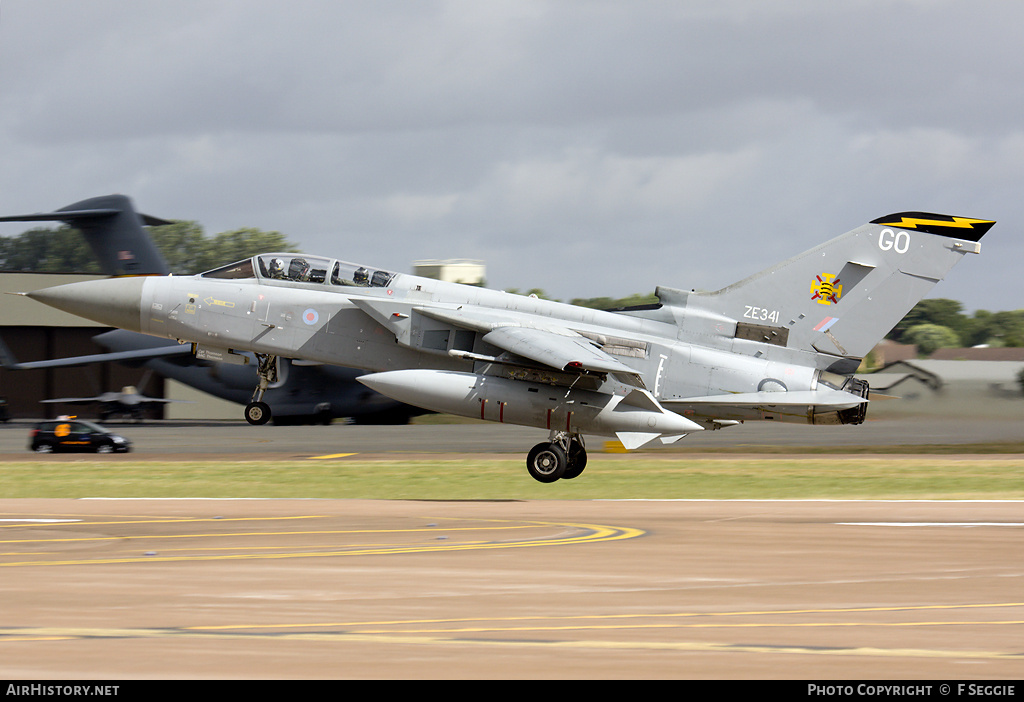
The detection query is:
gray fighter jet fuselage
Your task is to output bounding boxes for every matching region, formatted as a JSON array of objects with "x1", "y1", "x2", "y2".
[{"x1": 24, "y1": 214, "x2": 994, "y2": 481}]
